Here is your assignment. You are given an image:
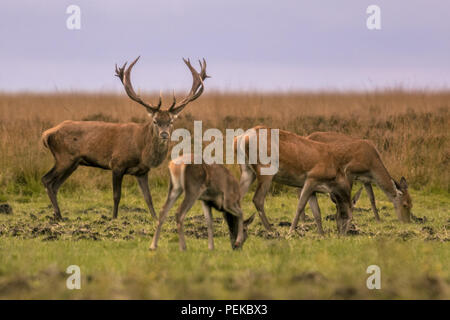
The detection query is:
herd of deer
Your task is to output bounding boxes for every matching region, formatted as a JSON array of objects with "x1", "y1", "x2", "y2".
[{"x1": 41, "y1": 57, "x2": 413, "y2": 251}]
